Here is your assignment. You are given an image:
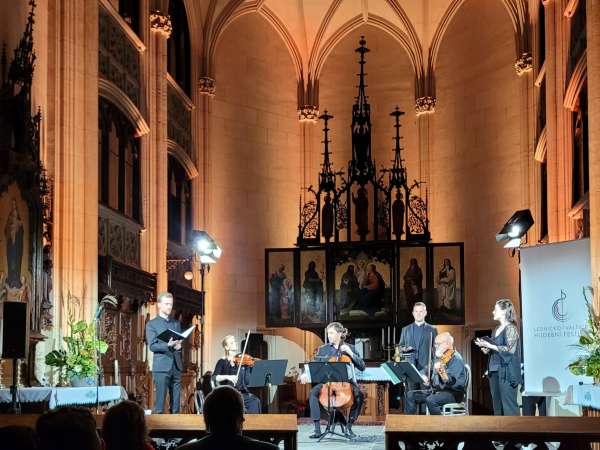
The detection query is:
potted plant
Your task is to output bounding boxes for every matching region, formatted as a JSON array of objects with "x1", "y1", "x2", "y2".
[
  {"x1": 45, "y1": 319, "x2": 109, "y2": 386},
  {"x1": 568, "y1": 290, "x2": 600, "y2": 385}
]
